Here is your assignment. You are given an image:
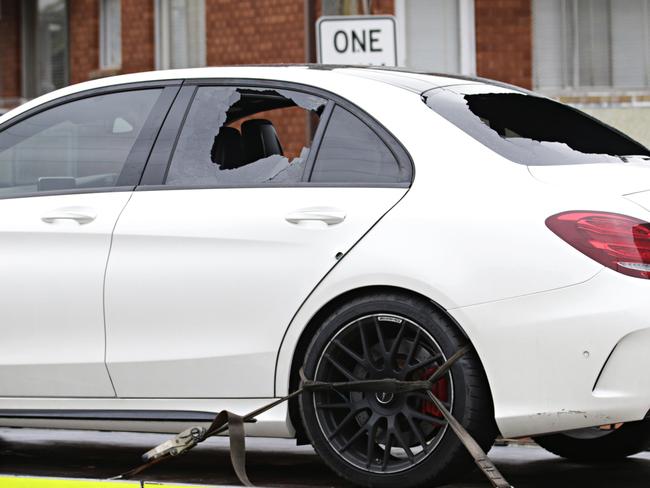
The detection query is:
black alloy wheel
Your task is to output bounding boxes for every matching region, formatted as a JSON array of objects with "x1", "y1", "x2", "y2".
[
  {"x1": 312, "y1": 313, "x2": 452, "y2": 473},
  {"x1": 300, "y1": 292, "x2": 497, "y2": 488}
]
